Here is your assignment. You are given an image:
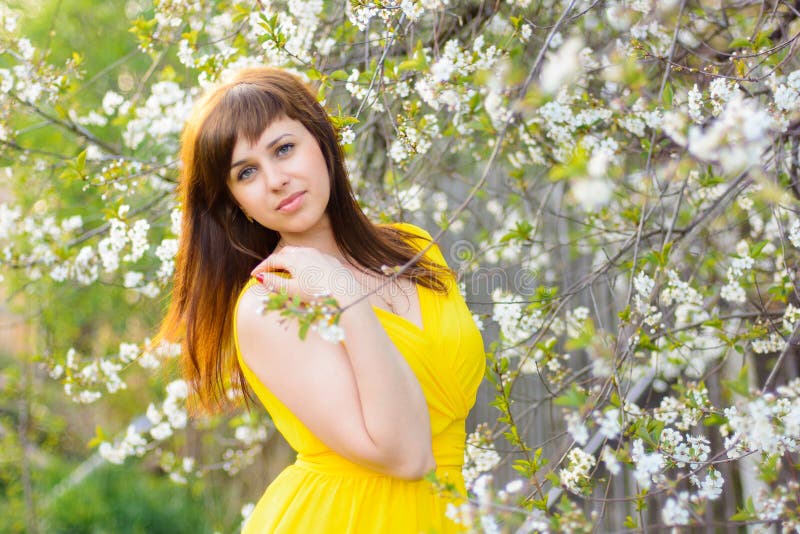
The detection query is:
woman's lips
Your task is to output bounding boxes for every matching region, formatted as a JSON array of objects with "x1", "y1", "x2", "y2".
[{"x1": 277, "y1": 191, "x2": 305, "y2": 212}]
